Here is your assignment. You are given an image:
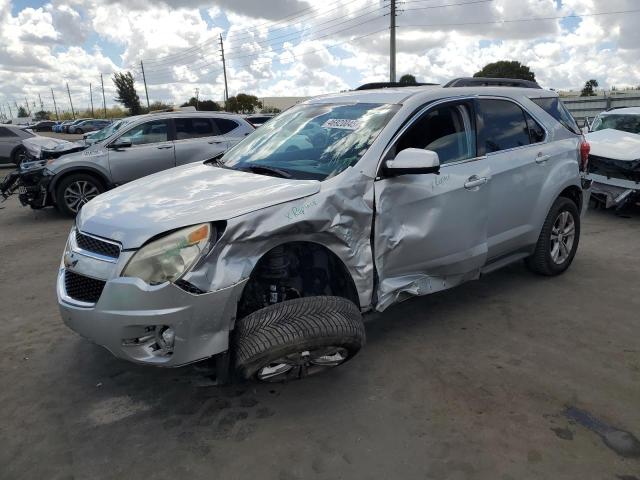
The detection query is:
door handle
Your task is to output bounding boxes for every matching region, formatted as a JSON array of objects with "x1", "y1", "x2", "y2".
[
  {"x1": 535, "y1": 154, "x2": 550, "y2": 164},
  {"x1": 464, "y1": 175, "x2": 488, "y2": 190},
  {"x1": 156, "y1": 145, "x2": 173, "y2": 149}
]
